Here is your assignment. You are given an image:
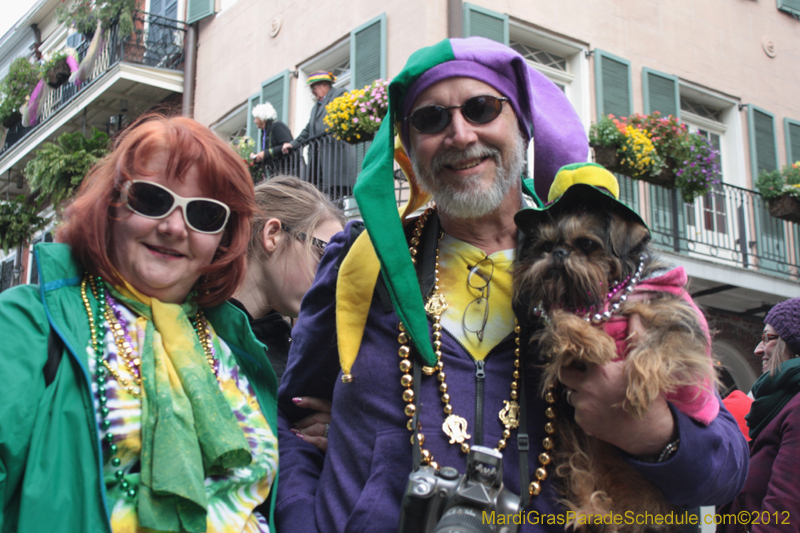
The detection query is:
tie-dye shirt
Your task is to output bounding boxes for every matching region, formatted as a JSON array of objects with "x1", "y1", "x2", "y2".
[
  {"x1": 88, "y1": 304, "x2": 278, "y2": 533},
  {"x1": 436, "y1": 233, "x2": 516, "y2": 360}
]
